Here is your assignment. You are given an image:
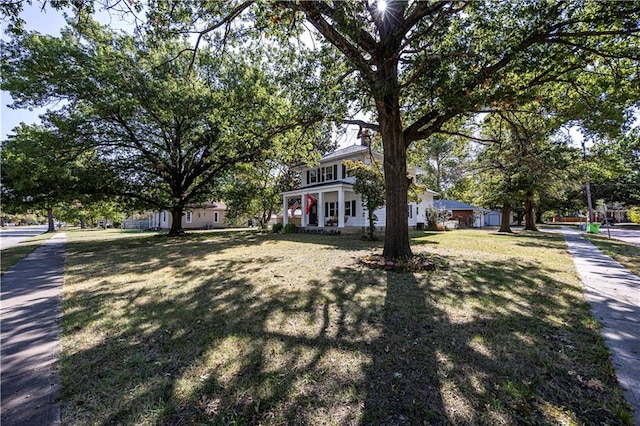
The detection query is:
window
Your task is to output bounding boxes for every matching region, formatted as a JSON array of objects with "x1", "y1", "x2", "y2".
[
  {"x1": 163, "y1": 211, "x2": 166, "y2": 222},
  {"x1": 408, "y1": 204, "x2": 413, "y2": 218},
  {"x1": 416, "y1": 206, "x2": 419, "y2": 216},
  {"x1": 214, "y1": 212, "x2": 219, "y2": 223},
  {"x1": 345, "y1": 200, "x2": 356, "y2": 217},
  {"x1": 308, "y1": 169, "x2": 318, "y2": 184},
  {"x1": 186, "y1": 211, "x2": 192, "y2": 223},
  {"x1": 323, "y1": 165, "x2": 334, "y2": 181},
  {"x1": 325, "y1": 202, "x2": 337, "y2": 217}
]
